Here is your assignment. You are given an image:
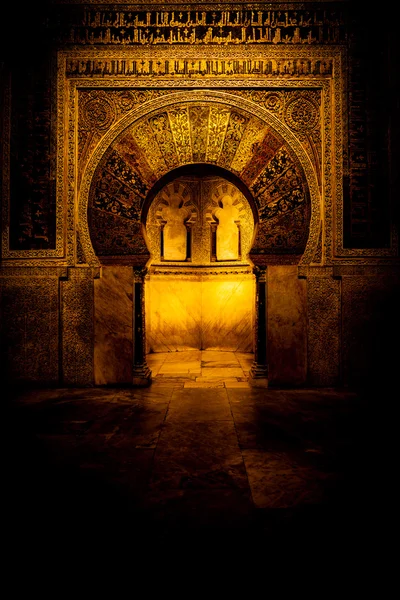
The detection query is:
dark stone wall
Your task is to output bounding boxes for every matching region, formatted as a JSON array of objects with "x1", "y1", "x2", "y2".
[{"x1": 343, "y1": 4, "x2": 396, "y2": 249}]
